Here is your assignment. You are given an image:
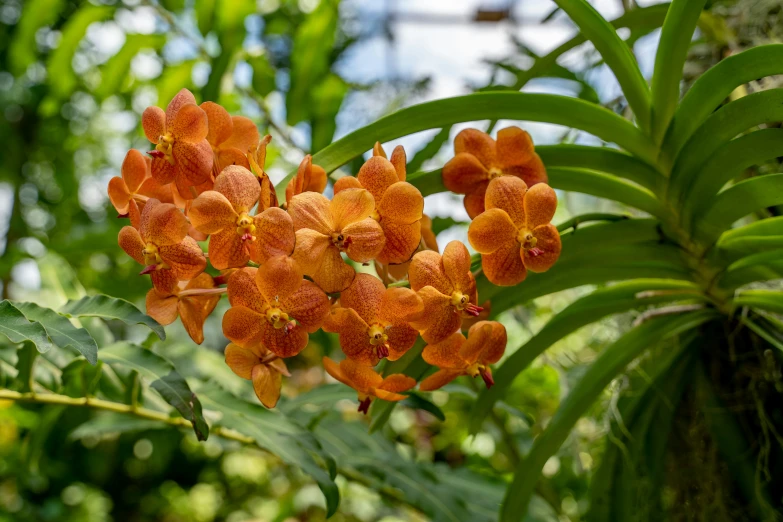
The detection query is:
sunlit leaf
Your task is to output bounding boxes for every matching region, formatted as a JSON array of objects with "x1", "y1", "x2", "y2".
[{"x1": 59, "y1": 295, "x2": 165, "y2": 340}]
